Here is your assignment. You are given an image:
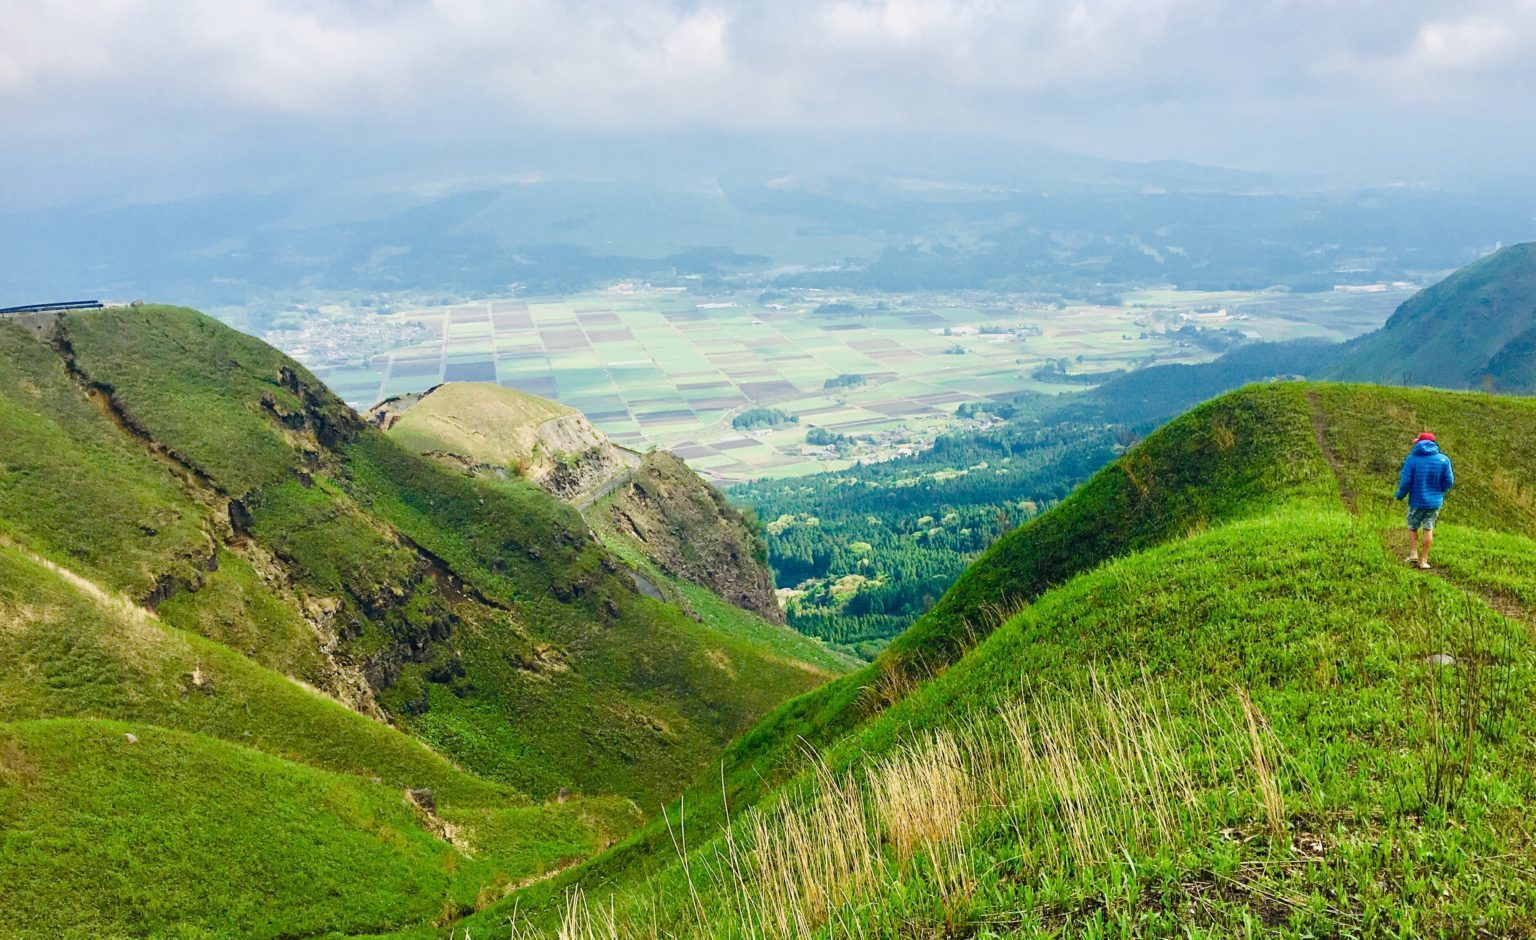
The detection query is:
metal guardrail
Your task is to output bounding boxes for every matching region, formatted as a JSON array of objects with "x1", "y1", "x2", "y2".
[{"x1": 0, "y1": 301, "x2": 104, "y2": 315}]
